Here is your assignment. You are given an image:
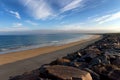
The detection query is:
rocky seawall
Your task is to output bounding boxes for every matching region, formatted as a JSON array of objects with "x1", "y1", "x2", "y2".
[{"x1": 9, "y1": 34, "x2": 120, "y2": 80}]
